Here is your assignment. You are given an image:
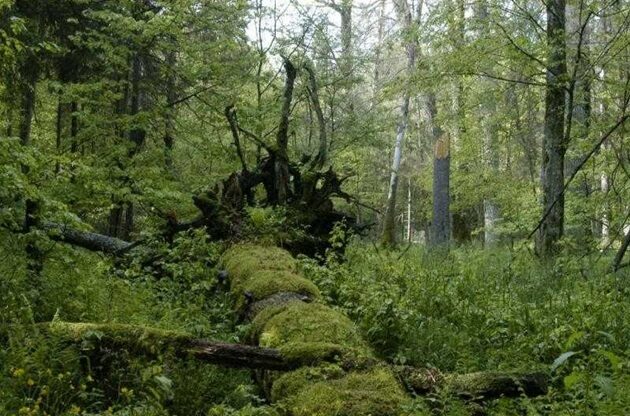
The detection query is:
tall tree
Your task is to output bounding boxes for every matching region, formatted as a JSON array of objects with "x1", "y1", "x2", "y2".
[
  {"x1": 537, "y1": 0, "x2": 567, "y2": 257},
  {"x1": 381, "y1": 0, "x2": 418, "y2": 246},
  {"x1": 476, "y1": 0, "x2": 501, "y2": 245}
]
